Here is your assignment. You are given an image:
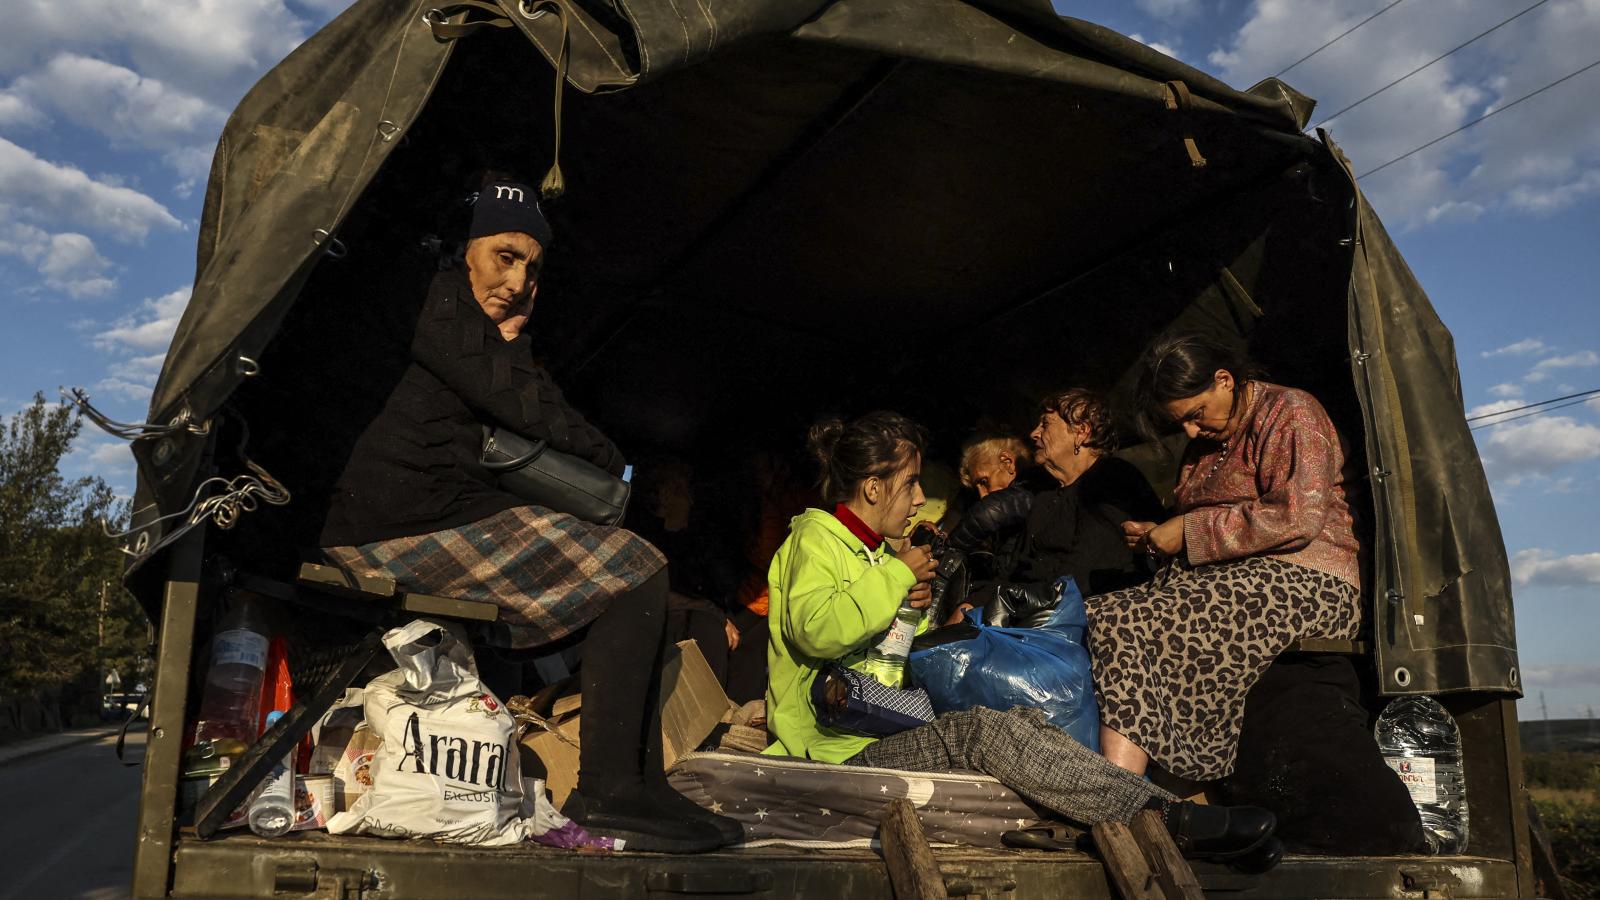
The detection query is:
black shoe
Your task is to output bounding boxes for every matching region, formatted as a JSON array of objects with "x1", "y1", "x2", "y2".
[
  {"x1": 1226, "y1": 835, "x2": 1284, "y2": 874},
  {"x1": 562, "y1": 788, "x2": 723, "y2": 854},
  {"x1": 1160, "y1": 801, "x2": 1276, "y2": 861},
  {"x1": 646, "y1": 781, "x2": 744, "y2": 845}
]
